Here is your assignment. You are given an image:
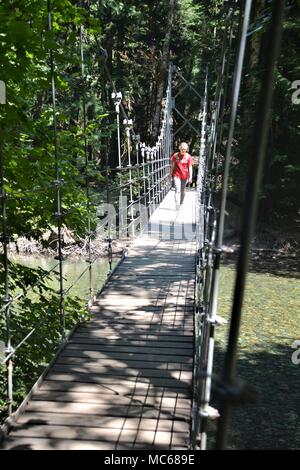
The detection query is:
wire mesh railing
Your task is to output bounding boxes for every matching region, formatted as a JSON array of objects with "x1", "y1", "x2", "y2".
[
  {"x1": 0, "y1": 0, "x2": 285, "y2": 451},
  {"x1": 192, "y1": 0, "x2": 284, "y2": 451},
  {"x1": 0, "y1": 2, "x2": 173, "y2": 425}
]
